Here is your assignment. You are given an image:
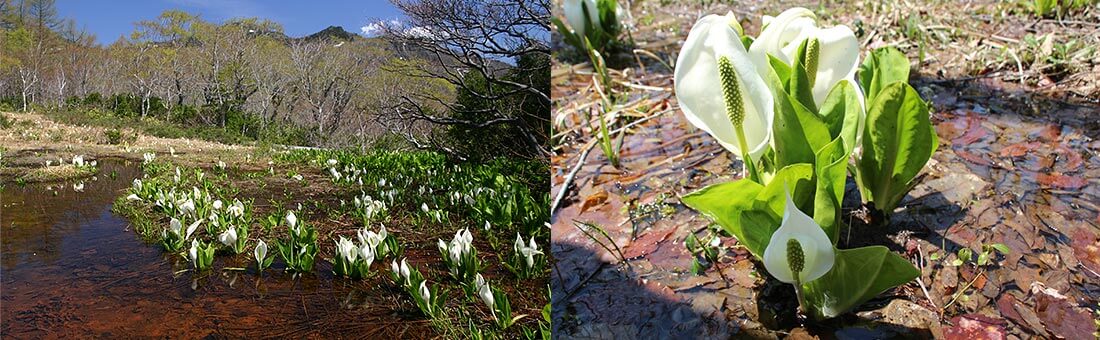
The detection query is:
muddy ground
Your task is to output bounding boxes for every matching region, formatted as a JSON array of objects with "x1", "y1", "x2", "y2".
[{"x1": 550, "y1": 1, "x2": 1099, "y2": 339}]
